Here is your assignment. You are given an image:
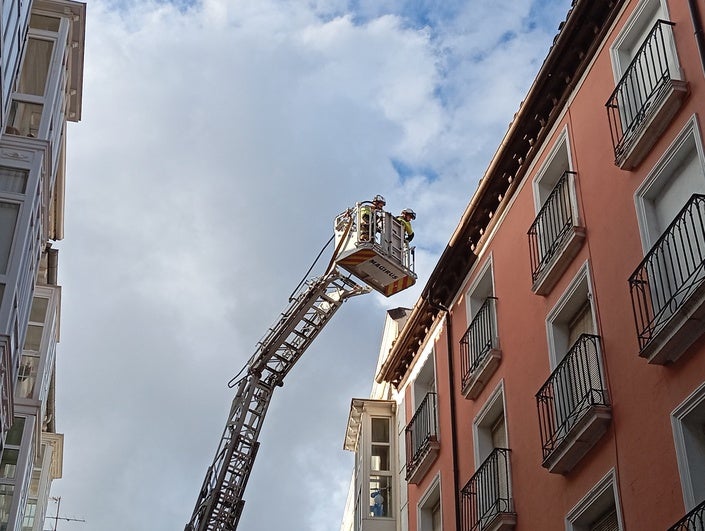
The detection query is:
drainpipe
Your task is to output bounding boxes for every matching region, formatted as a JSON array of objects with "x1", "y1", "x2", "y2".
[
  {"x1": 428, "y1": 299, "x2": 461, "y2": 531},
  {"x1": 687, "y1": 0, "x2": 705, "y2": 75}
]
